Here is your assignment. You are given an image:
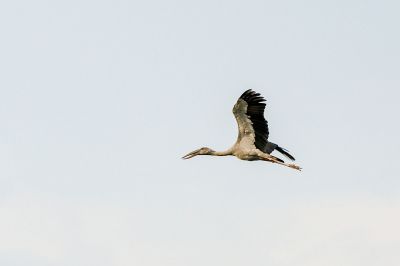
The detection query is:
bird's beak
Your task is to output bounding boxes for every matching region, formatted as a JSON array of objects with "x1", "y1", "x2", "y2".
[{"x1": 182, "y1": 148, "x2": 201, "y2": 159}]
